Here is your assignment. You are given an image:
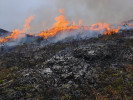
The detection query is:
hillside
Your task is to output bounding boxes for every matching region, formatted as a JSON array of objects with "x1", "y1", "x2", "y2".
[
  {"x1": 0, "y1": 28, "x2": 10, "y2": 37},
  {"x1": 0, "y1": 30, "x2": 133, "y2": 100}
]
